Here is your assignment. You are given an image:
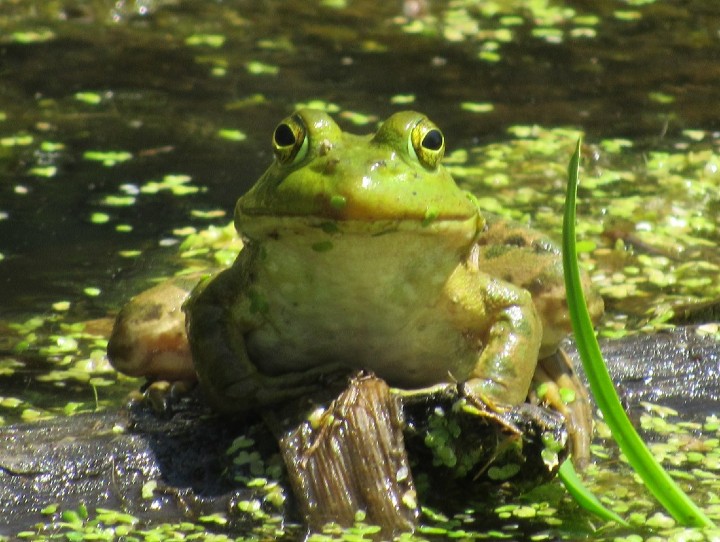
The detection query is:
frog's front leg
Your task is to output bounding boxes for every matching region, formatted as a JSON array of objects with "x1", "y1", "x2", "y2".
[
  {"x1": 445, "y1": 263, "x2": 543, "y2": 410},
  {"x1": 184, "y1": 262, "x2": 347, "y2": 415}
]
